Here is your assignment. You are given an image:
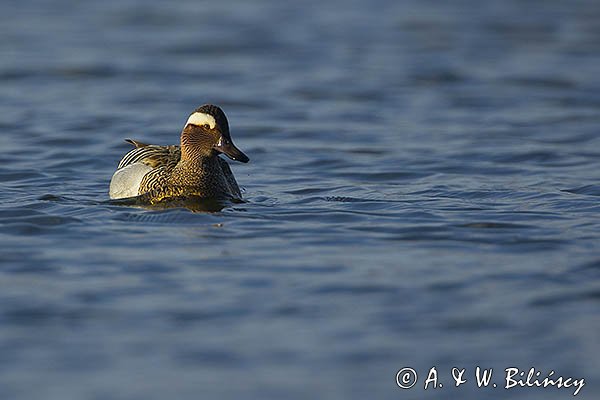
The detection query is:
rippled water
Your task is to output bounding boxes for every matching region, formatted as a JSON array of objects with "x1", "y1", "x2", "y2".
[{"x1": 1, "y1": 0, "x2": 599, "y2": 399}]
